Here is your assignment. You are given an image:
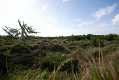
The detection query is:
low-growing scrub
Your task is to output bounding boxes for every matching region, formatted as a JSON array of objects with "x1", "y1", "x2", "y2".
[{"x1": 0, "y1": 35, "x2": 119, "y2": 80}]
